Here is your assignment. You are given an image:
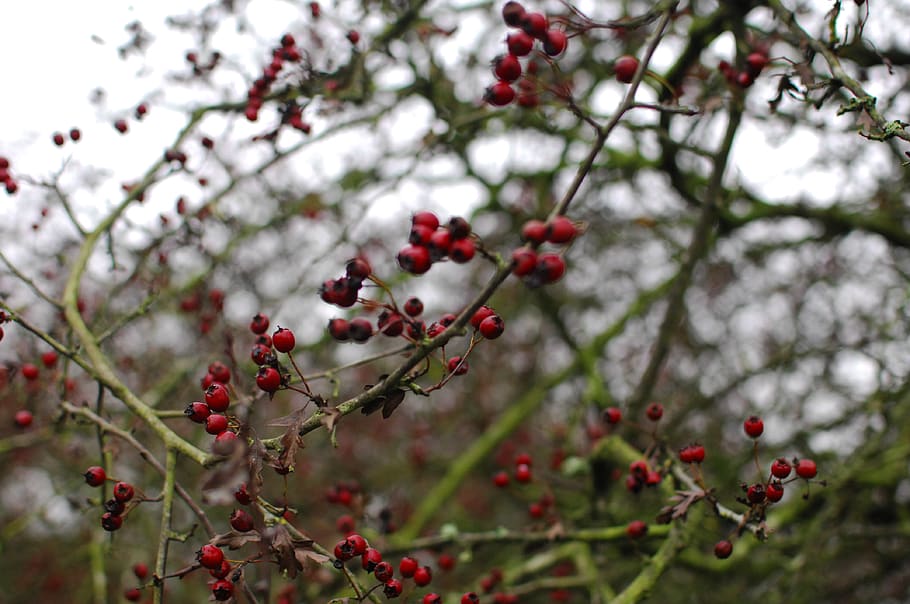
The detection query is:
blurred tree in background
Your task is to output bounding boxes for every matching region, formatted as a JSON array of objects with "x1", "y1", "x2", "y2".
[{"x1": 1, "y1": 0, "x2": 909, "y2": 603}]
